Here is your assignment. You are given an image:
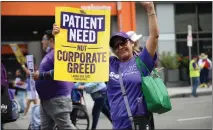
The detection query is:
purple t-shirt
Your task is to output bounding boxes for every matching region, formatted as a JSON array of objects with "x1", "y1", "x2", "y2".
[
  {"x1": 35, "y1": 49, "x2": 74, "y2": 100},
  {"x1": 1, "y1": 63, "x2": 8, "y2": 87},
  {"x1": 107, "y1": 47, "x2": 157, "y2": 129},
  {"x1": 1, "y1": 64, "x2": 14, "y2": 100}
]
